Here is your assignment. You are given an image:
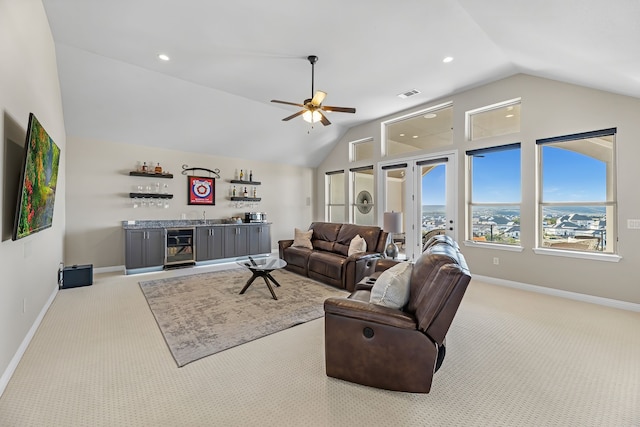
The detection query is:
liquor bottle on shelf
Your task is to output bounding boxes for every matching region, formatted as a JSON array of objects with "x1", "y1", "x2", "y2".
[
  {"x1": 253, "y1": 187, "x2": 257, "y2": 198},
  {"x1": 249, "y1": 170, "x2": 253, "y2": 181},
  {"x1": 232, "y1": 186, "x2": 237, "y2": 197},
  {"x1": 141, "y1": 162, "x2": 148, "y2": 172},
  {"x1": 243, "y1": 186, "x2": 248, "y2": 197},
  {"x1": 154, "y1": 163, "x2": 162, "y2": 174},
  {"x1": 239, "y1": 169, "x2": 244, "y2": 180}
]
